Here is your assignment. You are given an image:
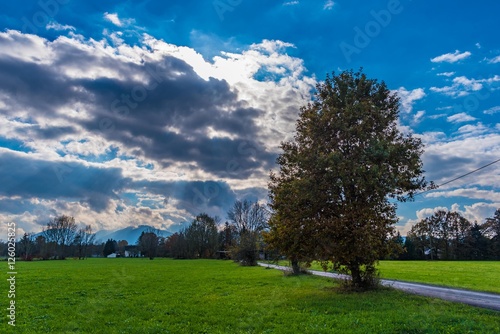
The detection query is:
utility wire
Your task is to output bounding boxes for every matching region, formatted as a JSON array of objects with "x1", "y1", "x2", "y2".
[{"x1": 415, "y1": 157, "x2": 500, "y2": 197}]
